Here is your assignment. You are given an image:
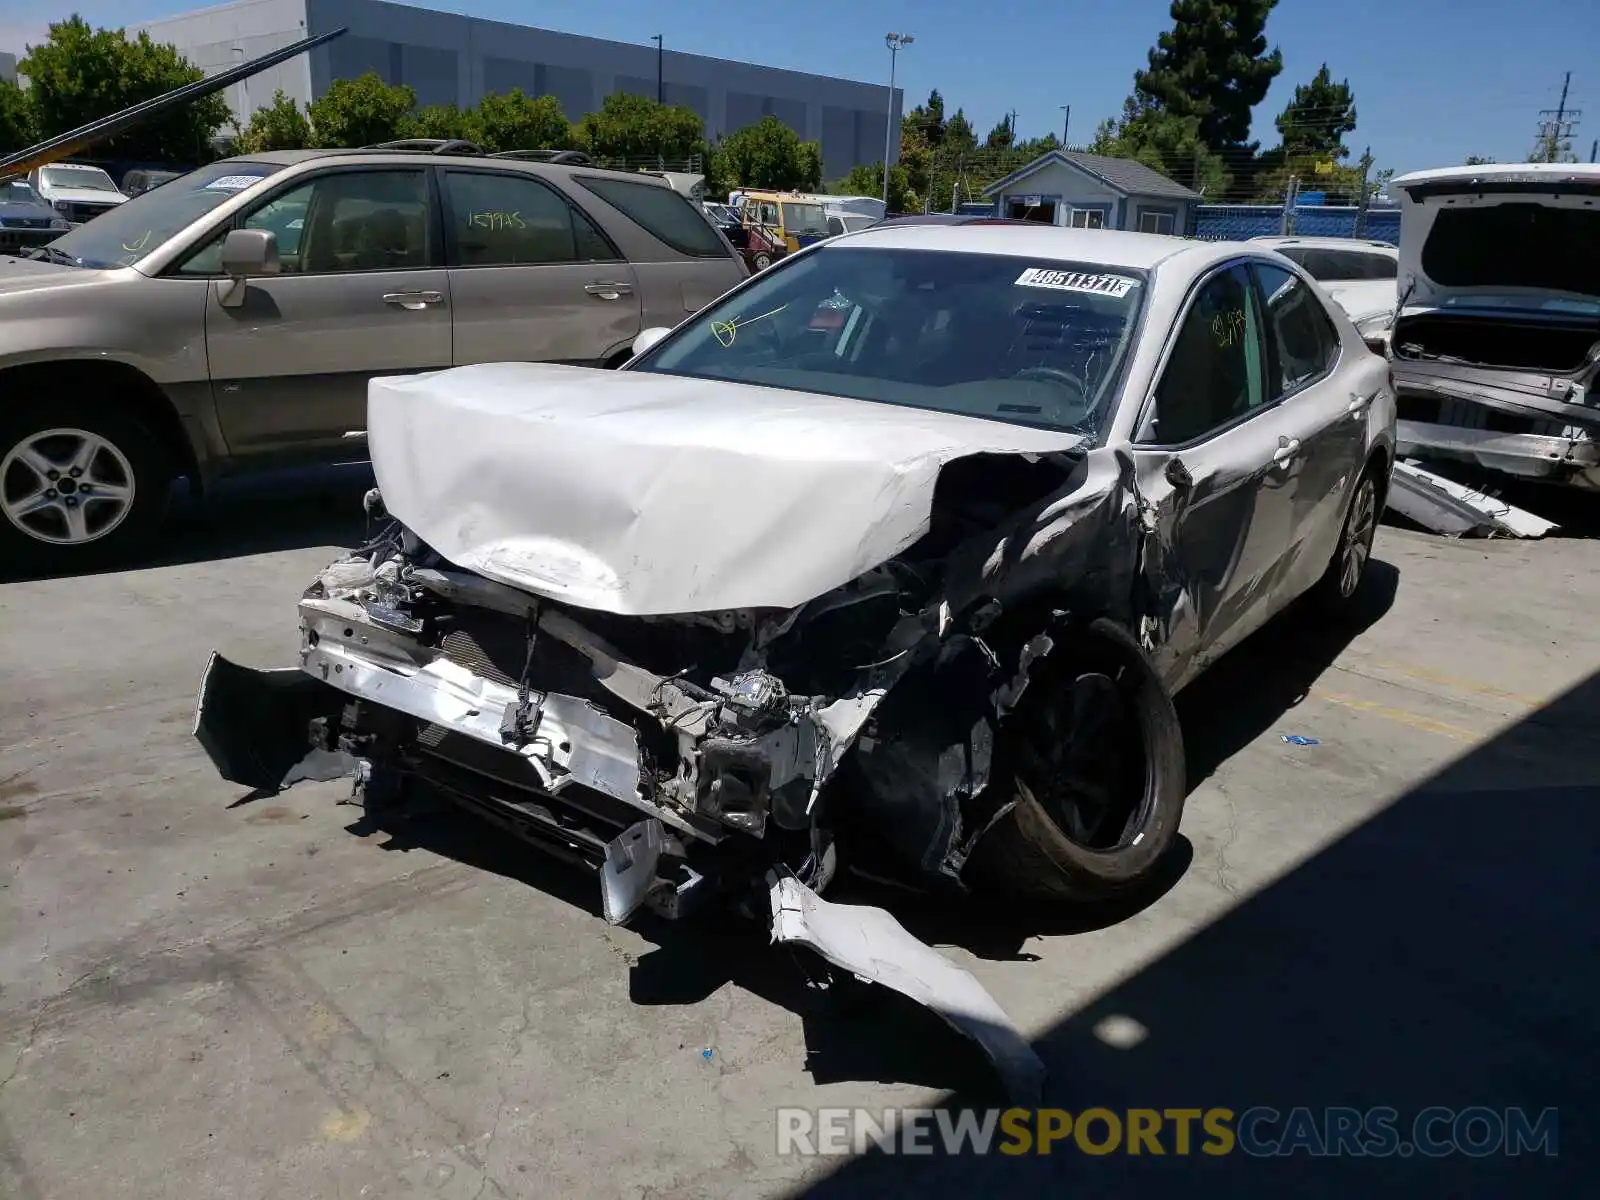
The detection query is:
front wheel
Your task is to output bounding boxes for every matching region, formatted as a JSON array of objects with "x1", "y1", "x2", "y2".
[
  {"x1": 966, "y1": 619, "x2": 1187, "y2": 902},
  {"x1": 0, "y1": 400, "x2": 172, "y2": 574},
  {"x1": 751, "y1": 252, "x2": 773, "y2": 271}
]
